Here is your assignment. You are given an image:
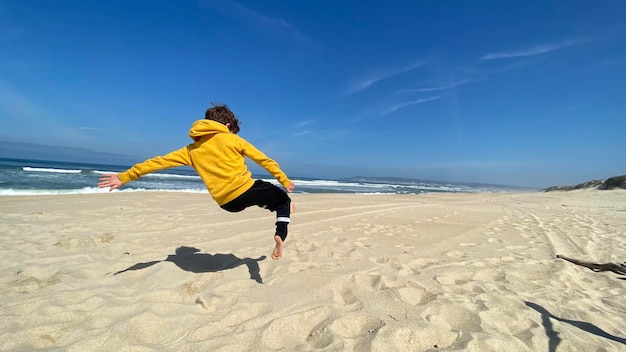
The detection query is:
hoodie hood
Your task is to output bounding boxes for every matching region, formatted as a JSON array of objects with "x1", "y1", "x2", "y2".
[{"x1": 189, "y1": 120, "x2": 230, "y2": 141}]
